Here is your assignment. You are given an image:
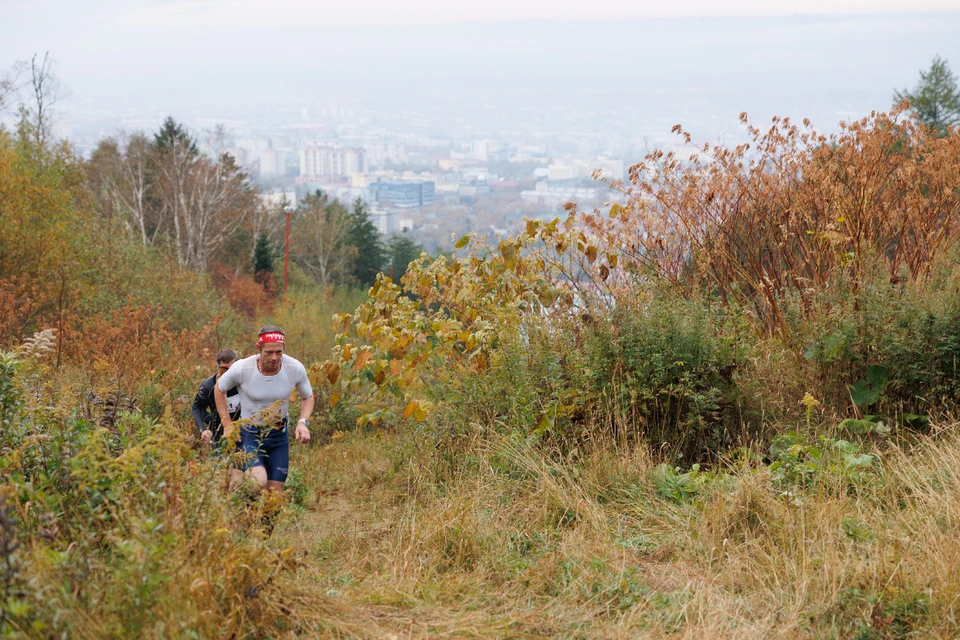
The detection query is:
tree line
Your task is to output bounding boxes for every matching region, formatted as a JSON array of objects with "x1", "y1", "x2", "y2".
[
  {"x1": 2, "y1": 51, "x2": 958, "y2": 295},
  {"x1": 85, "y1": 119, "x2": 423, "y2": 292},
  {"x1": 1, "y1": 52, "x2": 424, "y2": 298}
]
